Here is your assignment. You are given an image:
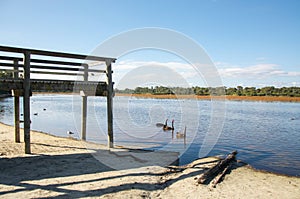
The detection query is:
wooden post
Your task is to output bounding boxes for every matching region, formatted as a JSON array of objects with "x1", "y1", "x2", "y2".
[
  {"x1": 23, "y1": 52, "x2": 31, "y2": 154},
  {"x1": 106, "y1": 60, "x2": 113, "y2": 148},
  {"x1": 81, "y1": 64, "x2": 88, "y2": 140},
  {"x1": 81, "y1": 96, "x2": 87, "y2": 140},
  {"x1": 13, "y1": 59, "x2": 20, "y2": 143}
]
